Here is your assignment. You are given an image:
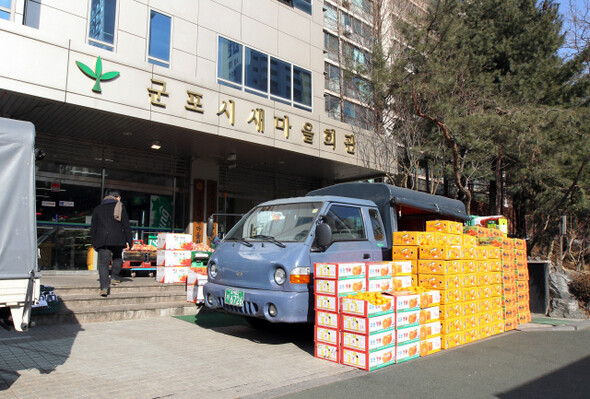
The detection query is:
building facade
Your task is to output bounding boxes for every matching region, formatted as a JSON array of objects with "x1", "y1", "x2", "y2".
[{"x1": 0, "y1": 0, "x2": 384, "y2": 270}]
